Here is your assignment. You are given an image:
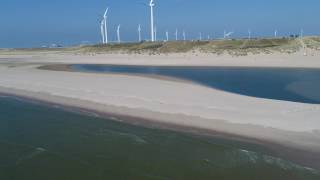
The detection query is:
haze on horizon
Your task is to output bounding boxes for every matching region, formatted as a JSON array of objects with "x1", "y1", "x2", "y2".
[{"x1": 0, "y1": 0, "x2": 319, "y2": 48}]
